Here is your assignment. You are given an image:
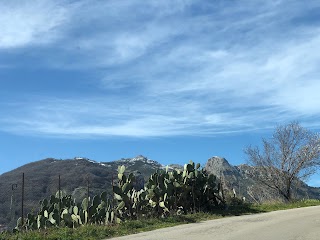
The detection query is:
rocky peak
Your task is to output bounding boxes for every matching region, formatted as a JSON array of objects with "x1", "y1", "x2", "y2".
[
  {"x1": 116, "y1": 155, "x2": 160, "y2": 166},
  {"x1": 131, "y1": 155, "x2": 147, "y2": 161},
  {"x1": 205, "y1": 157, "x2": 233, "y2": 174}
]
